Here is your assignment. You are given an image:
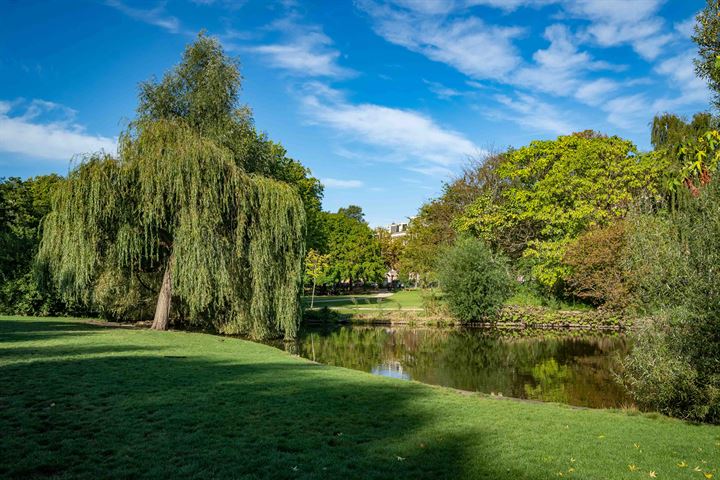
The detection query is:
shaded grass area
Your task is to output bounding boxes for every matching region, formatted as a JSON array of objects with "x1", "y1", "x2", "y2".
[{"x1": 1, "y1": 316, "x2": 718, "y2": 480}]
